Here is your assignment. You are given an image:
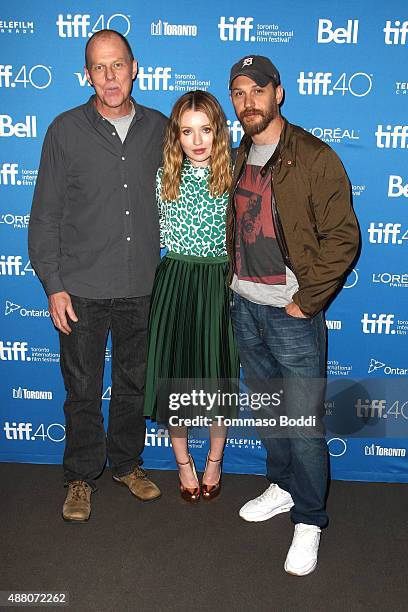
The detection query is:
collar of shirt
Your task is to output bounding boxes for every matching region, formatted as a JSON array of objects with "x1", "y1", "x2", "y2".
[{"x1": 84, "y1": 95, "x2": 143, "y2": 128}]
